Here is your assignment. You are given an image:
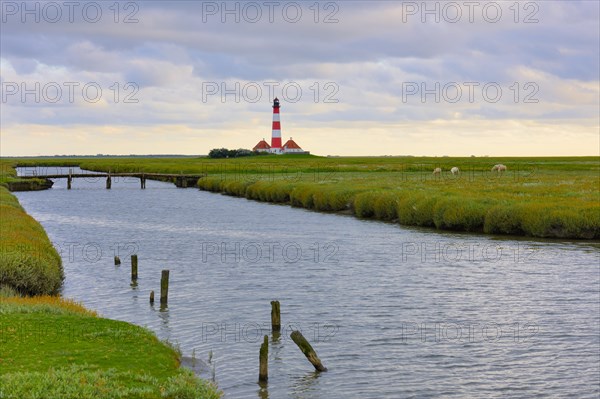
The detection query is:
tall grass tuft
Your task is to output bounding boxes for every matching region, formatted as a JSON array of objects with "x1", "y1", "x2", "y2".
[
  {"x1": 433, "y1": 197, "x2": 487, "y2": 232},
  {"x1": 517, "y1": 203, "x2": 600, "y2": 239},
  {"x1": 398, "y1": 194, "x2": 438, "y2": 227},
  {"x1": 354, "y1": 192, "x2": 378, "y2": 218},
  {"x1": 373, "y1": 191, "x2": 401, "y2": 220},
  {"x1": 484, "y1": 204, "x2": 523, "y2": 235},
  {"x1": 396, "y1": 193, "x2": 423, "y2": 225},
  {"x1": 290, "y1": 184, "x2": 317, "y2": 208},
  {"x1": 197, "y1": 177, "x2": 224, "y2": 192},
  {"x1": 222, "y1": 180, "x2": 252, "y2": 197},
  {"x1": 245, "y1": 181, "x2": 292, "y2": 203},
  {"x1": 312, "y1": 187, "x2": 355, "y2": 211},
  {"x1": 0, "y1": 295, "x2": 97, "y2": 316}
]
